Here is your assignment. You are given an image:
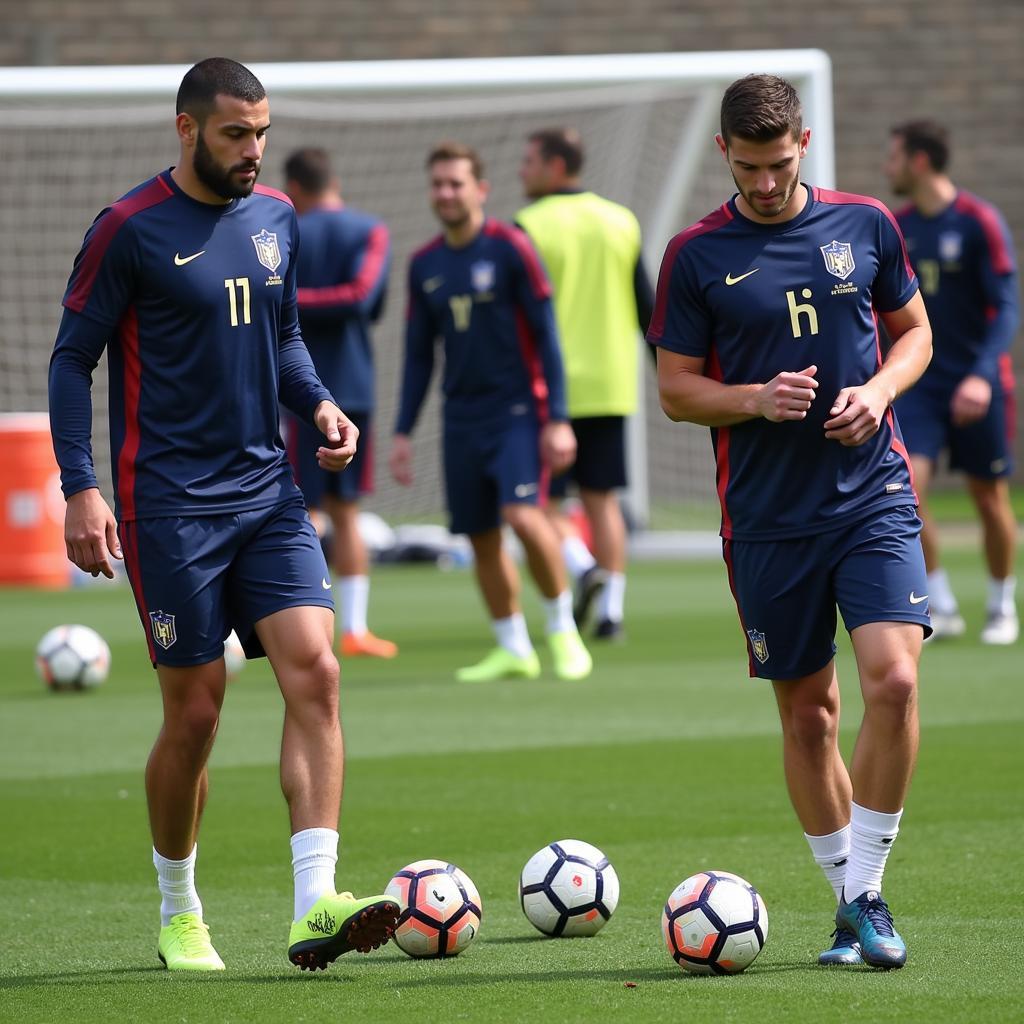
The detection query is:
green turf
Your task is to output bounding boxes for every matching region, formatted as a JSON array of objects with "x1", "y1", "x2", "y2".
[{"x1": 1, "y1": 550, "x2": 1021, "y2": 1023}]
